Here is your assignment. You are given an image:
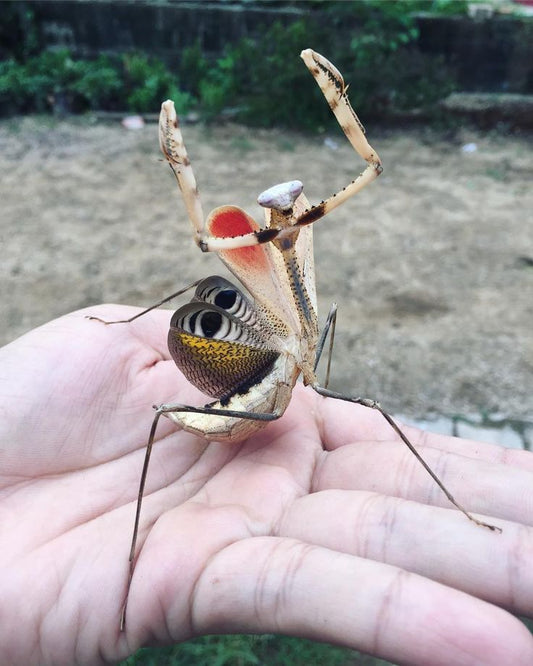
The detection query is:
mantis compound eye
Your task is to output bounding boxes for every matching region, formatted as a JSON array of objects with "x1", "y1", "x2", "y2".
[{"x1": 257, "y1": 180, "x2": 304, "y2": 212}]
